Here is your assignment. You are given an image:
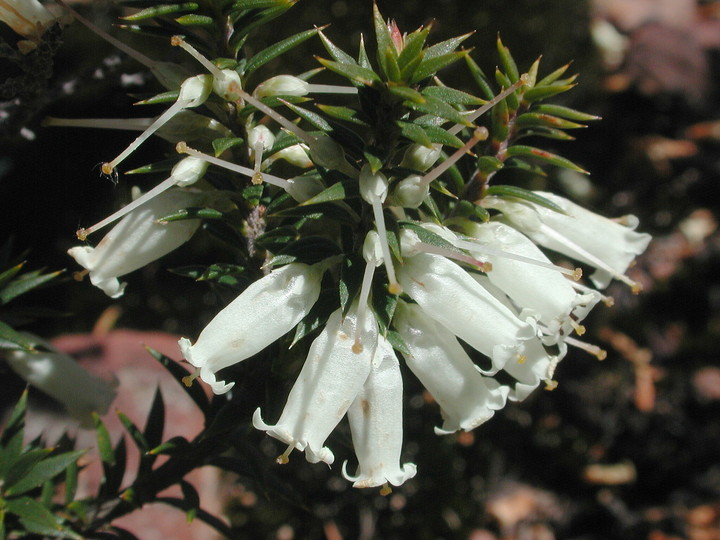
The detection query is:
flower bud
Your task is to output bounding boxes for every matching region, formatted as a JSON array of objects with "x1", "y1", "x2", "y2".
[
  {"x1": 253, "y1": 75, "x2": 310, "y2": 98},
  {"x1": 388, "y1": 174, "x2": 429, "y2": 208},
  {"x1": 399, "y1": 143, "x2": 442, "y2": 172}
]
